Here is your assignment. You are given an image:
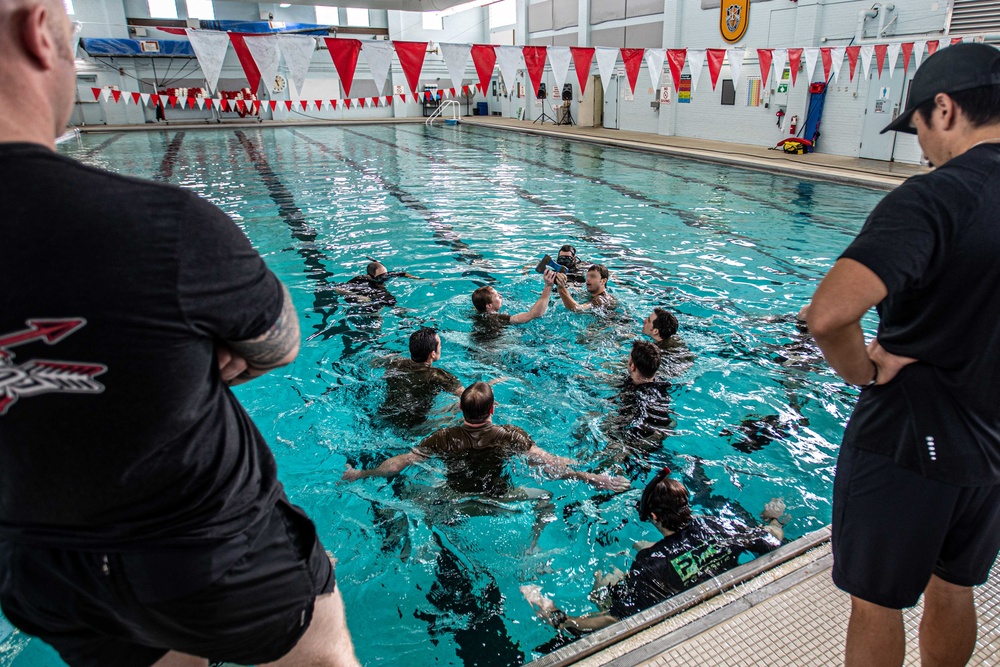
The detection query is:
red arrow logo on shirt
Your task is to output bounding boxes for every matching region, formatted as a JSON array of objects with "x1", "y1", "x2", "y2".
[{"x1": 0, "y1": 319, "x2": 86, "y2": 359}]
